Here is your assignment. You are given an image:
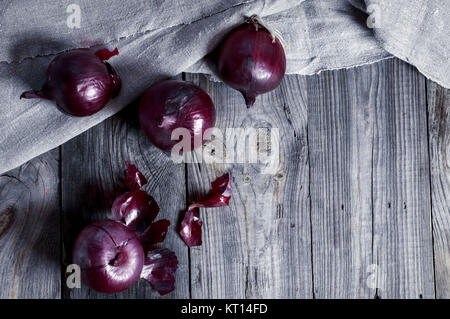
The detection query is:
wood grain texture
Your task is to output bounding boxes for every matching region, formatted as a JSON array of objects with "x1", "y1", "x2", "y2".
[
  {"x1": 371, "y1": 60, "x2": 434, "y2": 298},
  {"x1": 61, "y1": 99, "x2": 190, "y2": 298},
  {"x1": 0, "y1": 58, "x2": 445, "y2": 299},
  {"x1": 427, "y1": 80, "x2": 450, "y2": 298},
  {"x1": 307, "y1": 59, "x2": 435, "y2": 298},
  {"x1": 185, "y1": 73, "x2": 313, "y2": 298},
  {"x1": 0, "y1": 150, "x2": 60, "y2": 298},
  {"x1": 307, "y1": 64, "x2": 376, "y2": 298}
]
